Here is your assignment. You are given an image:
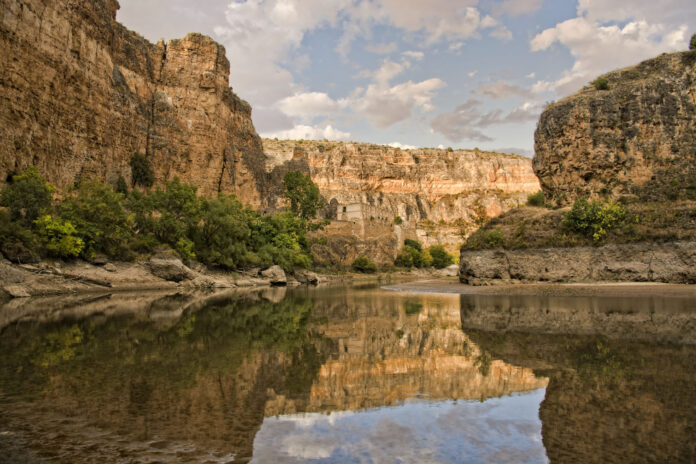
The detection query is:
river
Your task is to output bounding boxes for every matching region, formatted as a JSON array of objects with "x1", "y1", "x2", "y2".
[{"x1": 0, "y1": 283, "x2": 694, "y2": 463}]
